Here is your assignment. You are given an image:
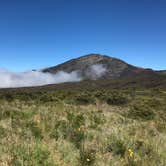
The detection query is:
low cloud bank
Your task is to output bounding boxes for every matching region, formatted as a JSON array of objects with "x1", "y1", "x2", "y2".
[
  {"x1": 0, "y1": 69, "x2": 82, "y2": 88},
  {"x1": 0, "y1": 64, "x2": 107, "y2": 88}
]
